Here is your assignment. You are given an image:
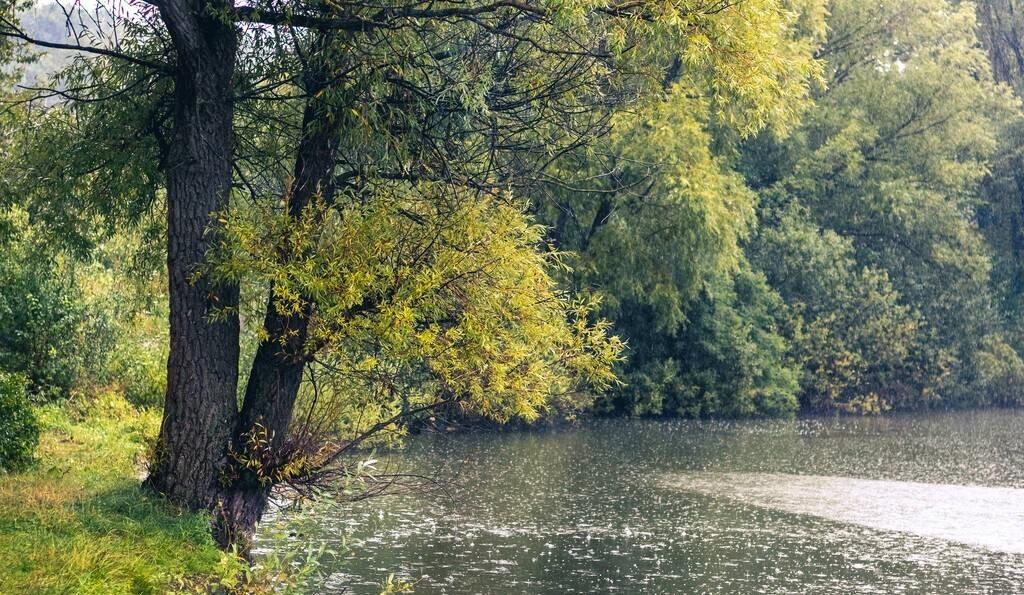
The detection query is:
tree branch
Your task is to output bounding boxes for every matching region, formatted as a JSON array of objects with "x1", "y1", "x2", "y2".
[
  {"x1": 0, "y1": 24, "x2": 169, "y2": 72},
  {"x1": 234, "y1": 1, "x2": 549, "y2": 31}
]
